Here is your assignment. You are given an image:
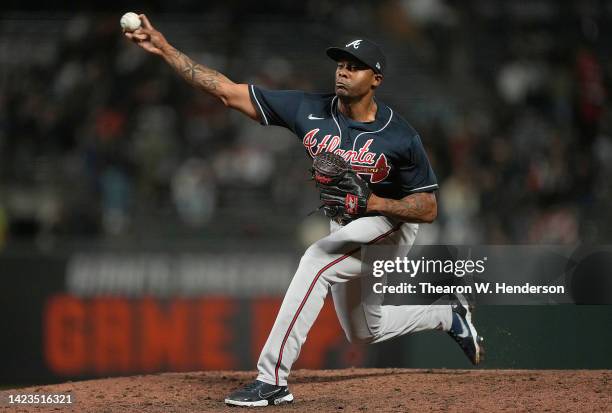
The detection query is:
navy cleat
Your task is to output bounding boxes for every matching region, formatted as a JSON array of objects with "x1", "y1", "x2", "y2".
[
  {"x1": 225, "y1": 380, "x2": 294, "y2": 407},
  {"x1": 448, "y1": 293, "x2": 484, "y2": 365}
]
